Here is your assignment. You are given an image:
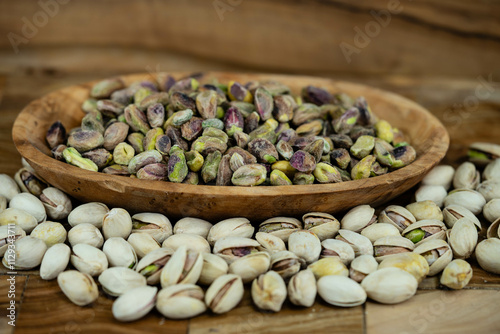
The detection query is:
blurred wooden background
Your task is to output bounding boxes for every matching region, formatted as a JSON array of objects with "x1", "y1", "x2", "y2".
[{"x1": 0, "y1": 1, "x2": 500, "y2": 333}]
